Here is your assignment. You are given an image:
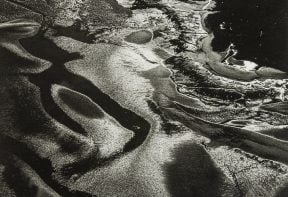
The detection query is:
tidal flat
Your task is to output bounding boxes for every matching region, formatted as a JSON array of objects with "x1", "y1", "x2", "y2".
[{"x1": 0, "y1": 0, "x2": 287, "y2": 196}]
